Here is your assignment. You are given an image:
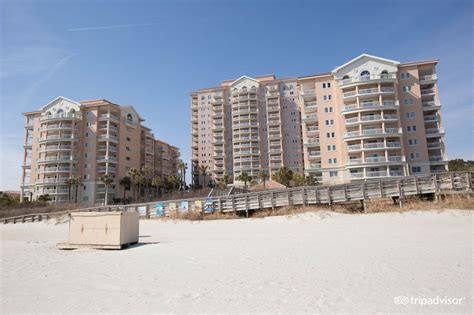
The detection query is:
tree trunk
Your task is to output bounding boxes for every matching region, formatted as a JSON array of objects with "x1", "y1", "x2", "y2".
[
  {"x1": 123, "y1": 188, "x2": 126, "y2": 205},
  {"x1": 104, "y1": 185, "x2": 108, "y2": 206},
  {"x1": 74, "y1": 185, "x2": 78, "y2": 204}
]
